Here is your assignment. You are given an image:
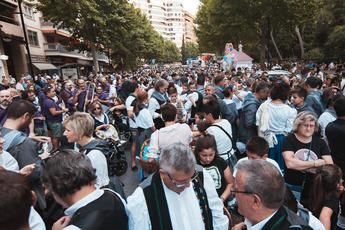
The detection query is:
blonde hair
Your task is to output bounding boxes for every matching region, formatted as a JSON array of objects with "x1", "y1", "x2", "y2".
[
  {"x1": 292, "y1": 111, "x2": 319, "y2": 133},
  {"x1": 63, "y1": 112, "x2": 94, "y2": 138}
]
